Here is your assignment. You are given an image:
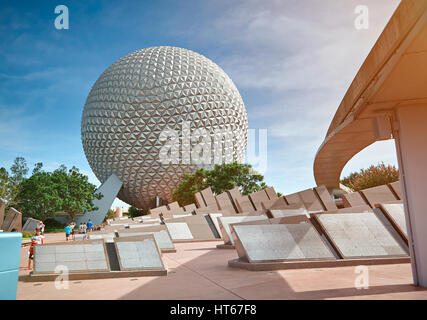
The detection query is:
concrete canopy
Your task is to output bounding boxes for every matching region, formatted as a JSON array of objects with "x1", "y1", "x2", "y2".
[
  {"x1": 314, "y1": 0, "x2": 427, "y2": 189},
  {"x1": 313, "y1": 0, "x2": 427, "y2": 287}
]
